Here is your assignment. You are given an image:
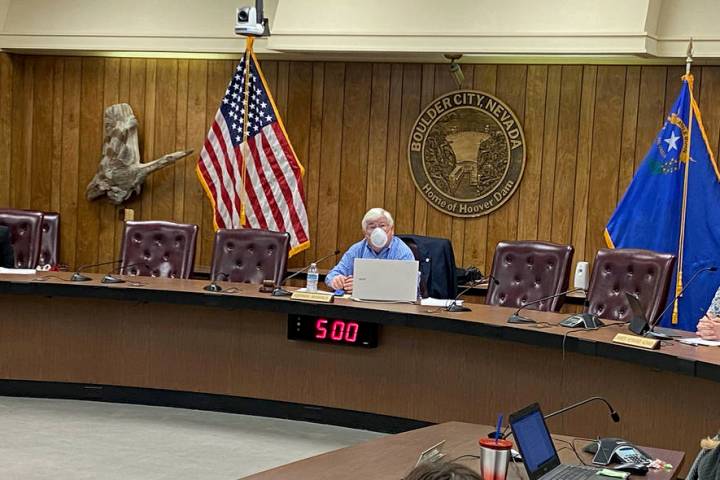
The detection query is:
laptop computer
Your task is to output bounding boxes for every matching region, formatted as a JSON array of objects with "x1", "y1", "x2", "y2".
[
  {"x1": 509, "y1": 403, "x2": 600, "y2": 480},
  {"x1": 352, "y1": 258, "x2": 419, "y2": 302}
]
